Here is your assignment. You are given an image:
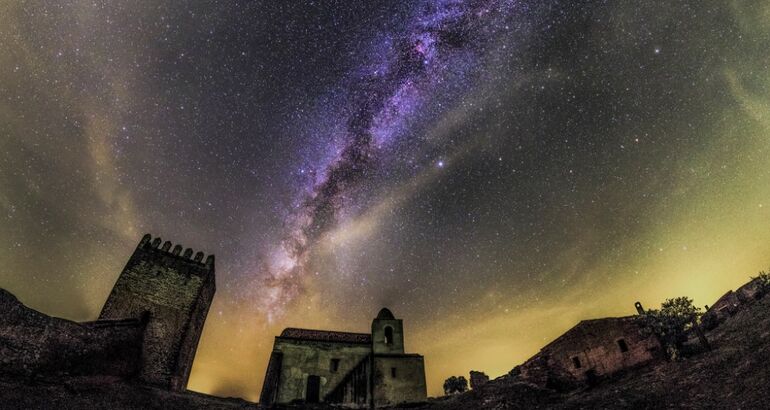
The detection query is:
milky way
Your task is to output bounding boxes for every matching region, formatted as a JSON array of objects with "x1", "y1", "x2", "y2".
[
  {"x1": 260, "y1": 0, "x2": 531, "y2": 319},
  {"x1": 2, "y1": 0, "x2": 769, "y2": 400}
]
